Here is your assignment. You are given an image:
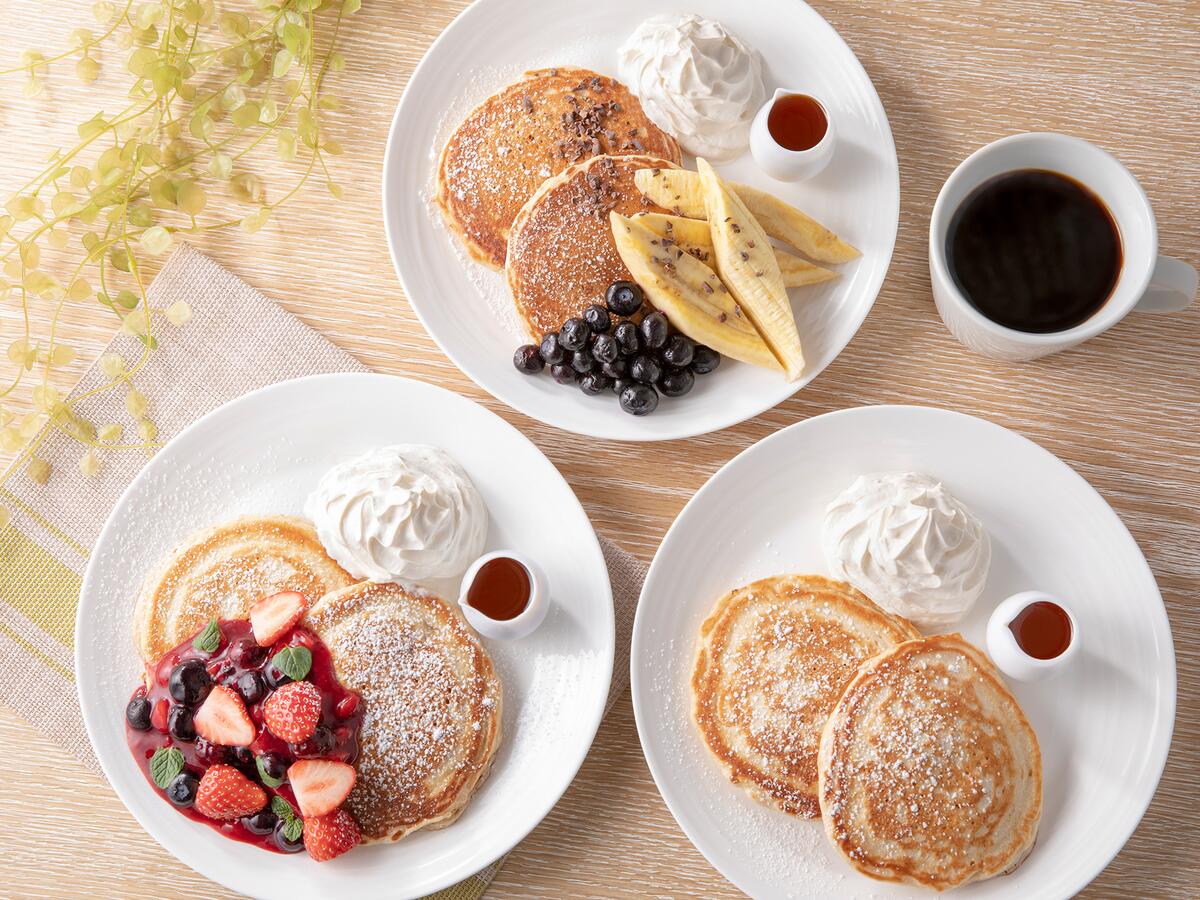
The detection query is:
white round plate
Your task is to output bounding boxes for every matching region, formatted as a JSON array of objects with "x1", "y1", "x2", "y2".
[
  {"x1": 631, "y1": 405, "x2": 1175, "y2": 898},
  {"x1": 77, "y1": 374, "x2": 614, "y2": 900},
  {"x1": 383, "y1": 0, "x2": 899, "y2": 441}
]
